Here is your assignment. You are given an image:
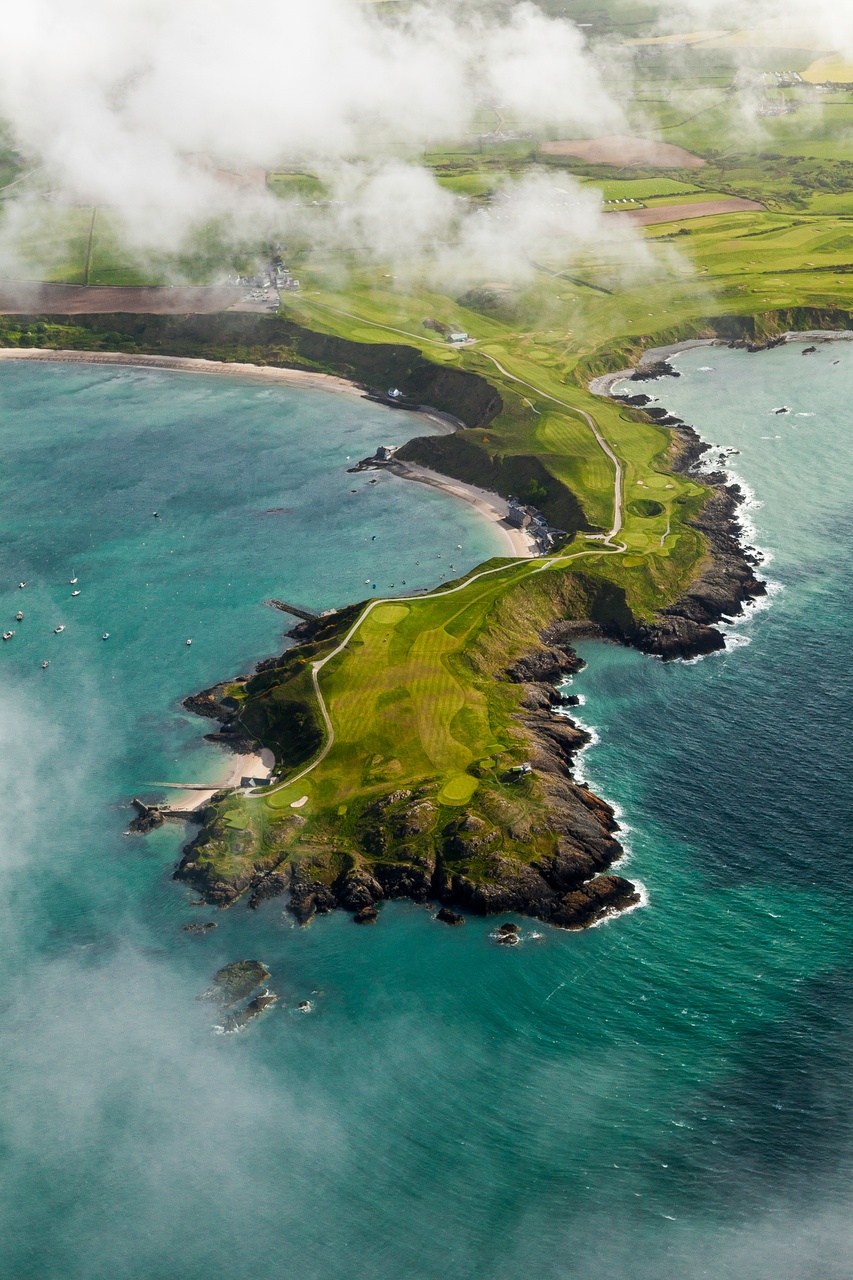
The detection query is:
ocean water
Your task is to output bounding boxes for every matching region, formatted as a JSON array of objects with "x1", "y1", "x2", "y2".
[{"x1": 1, "y1": 347, "x2": 852, "y2": 1279}]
